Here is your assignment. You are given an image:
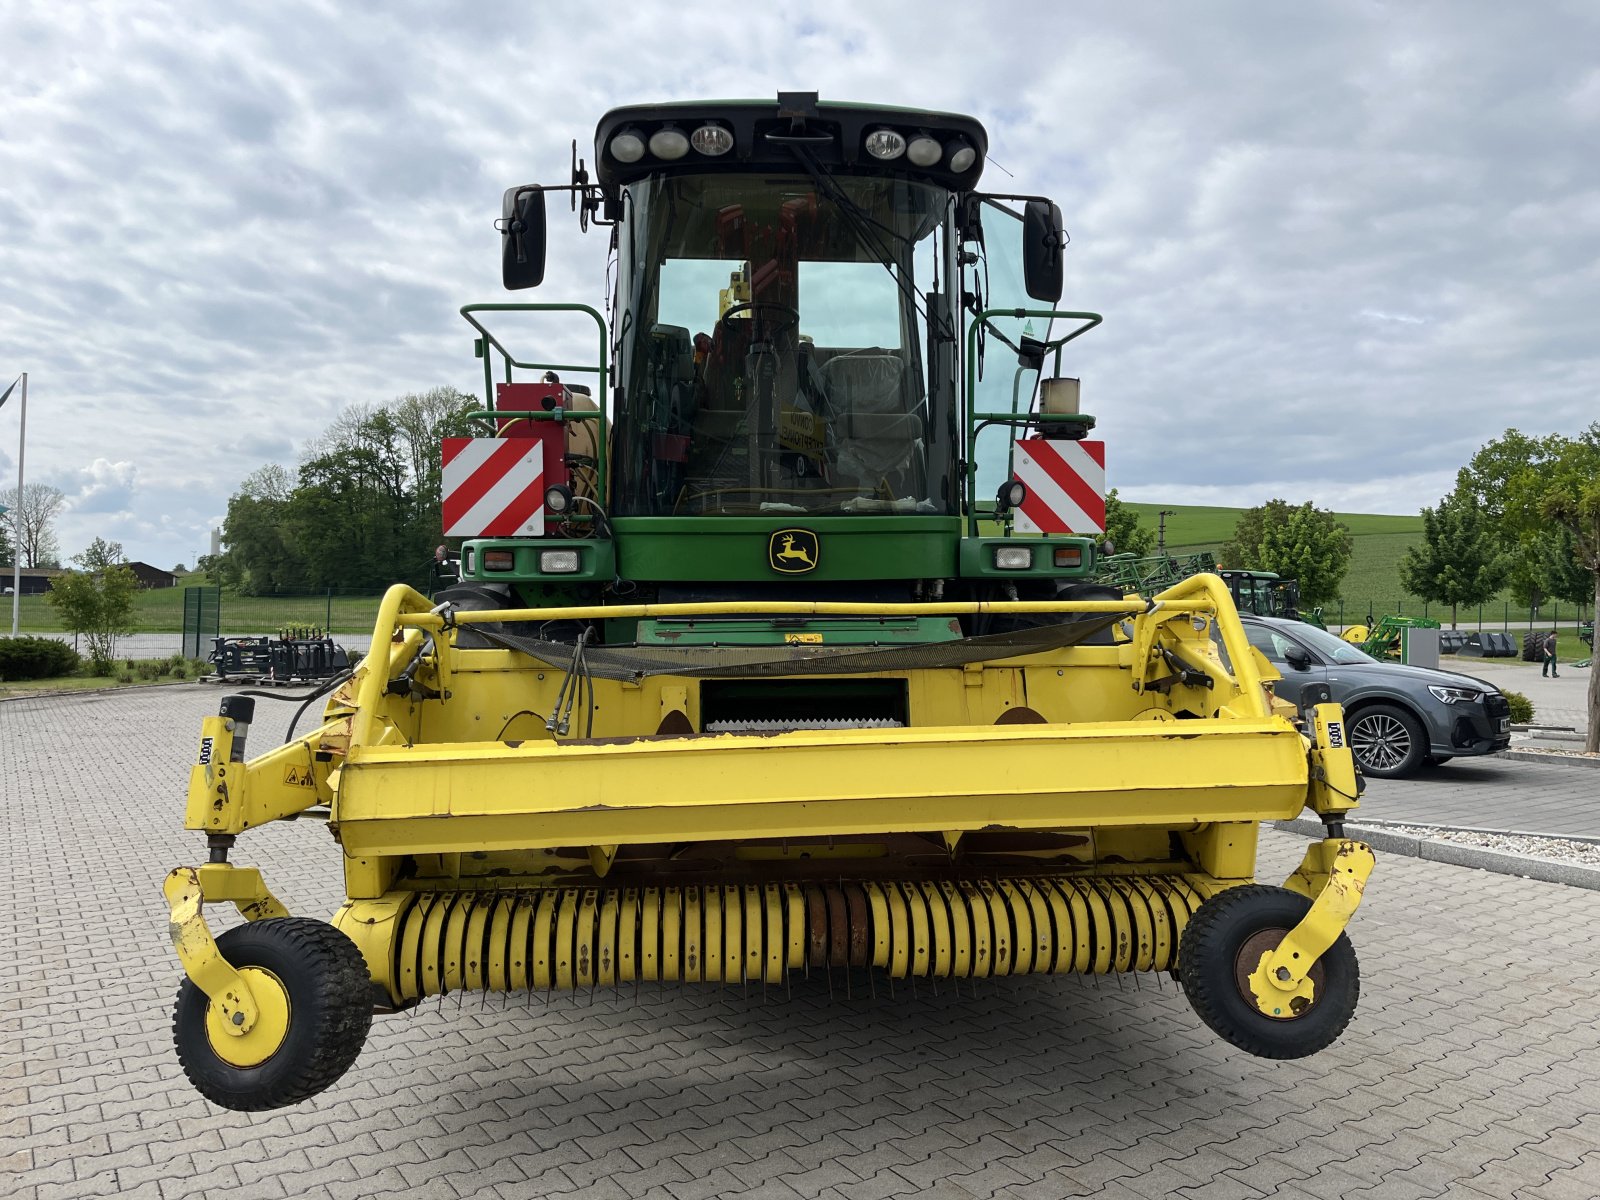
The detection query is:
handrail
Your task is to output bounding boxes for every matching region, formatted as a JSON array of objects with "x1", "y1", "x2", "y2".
[
  {"x1": 400, "y1": 597, "x2": 1150, "y2": 627},
  {"x1": 1152, "y1": 572, "x2": 1270, "y2": 719},
  {"x1": 963, "y1": 307, "x2": 1102, "y2": 536},
  {"x1": 349, "y1": 579, "x2": 1268, "y2": 742},
  {"x1": 349, "y1": 584, "x2": 436, "y2": 750},
  {"x1": 460, "y1": 303, "x2": 610, "y2": 502}
]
